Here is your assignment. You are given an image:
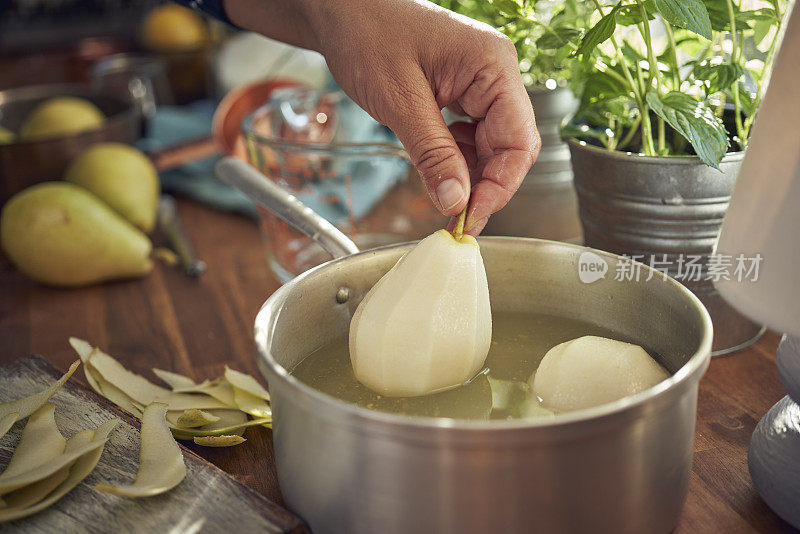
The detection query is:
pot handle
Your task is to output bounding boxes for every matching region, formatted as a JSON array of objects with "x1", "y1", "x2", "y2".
[{"x1": 215, "y1": 157, "x2": 360, "y2": 259}]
